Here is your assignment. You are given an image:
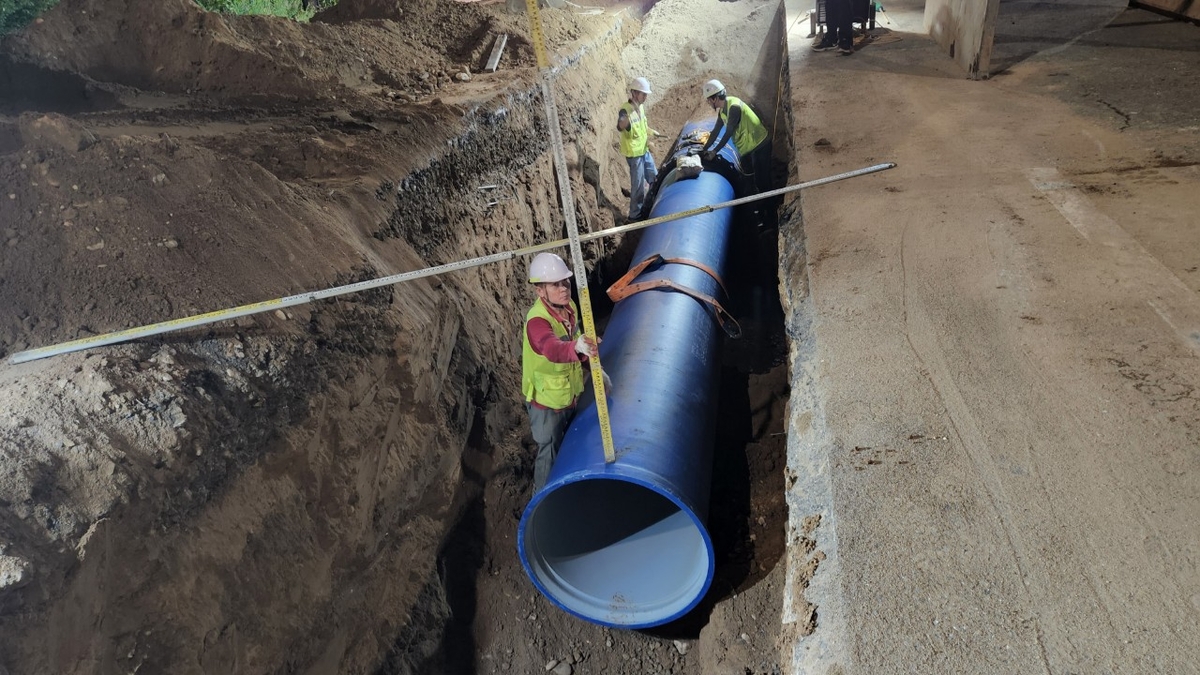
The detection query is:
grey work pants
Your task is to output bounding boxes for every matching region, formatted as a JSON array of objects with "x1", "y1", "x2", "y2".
[
  {"x1": 526, "y1": 401, "x2": 574, "y2": 491},
  {"x1": 626, "y1": 151, "x2": 658, "y2": 220}
]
